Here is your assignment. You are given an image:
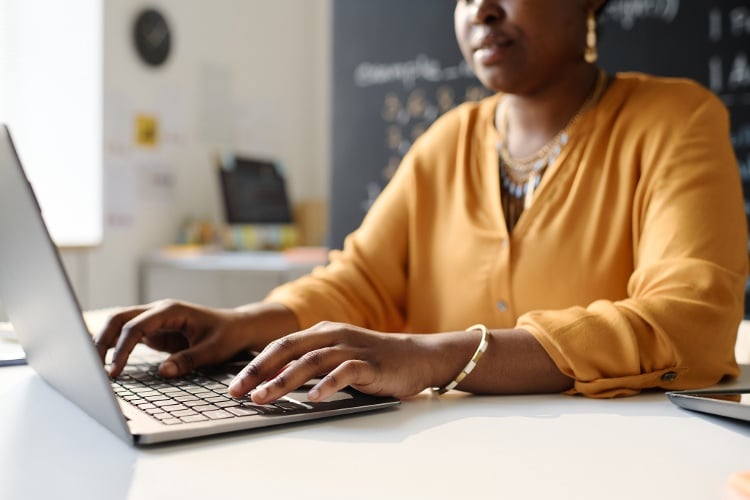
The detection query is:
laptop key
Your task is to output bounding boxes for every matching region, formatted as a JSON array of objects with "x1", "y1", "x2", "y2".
[
  {"x1": 201, "y1": 383, "x2": 226, "y2": 391},
  {"x1": 180, "y1": 414, "x2": 209, "y2": 423},
  {"x1": 172, "y1": 409, "x2": 198, "y2": 418},
  {"x1": 202, "y1": 410, "x2": 233, "y2": 420},
  {"x1": 194, "y1": 404, "x2": 219, "y2": 412},
  {"x1": 205, "y1": 395, "x2": 230, "y2": 403},
  {"x1": 216, "y1": 400, "x2": 238, "y2": 408},
  {"x1": 226, "y1": 406, "x2": 259, "y2": 417},
  {"x1": 161, "y1": 404, "x2": 188, "y2": 412},
  {"x1": 174, "y1": 395, "x2": 199, "y2": 403},
  {"x1": 153, "y1": 399, "x2": 179, "y2": 408},
  {"x1": 159, "y1": 386, "x2": 184, "y2": 394},
  {"x1": 144, "y1": 394, "x2": 170, "y2": 402}
]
